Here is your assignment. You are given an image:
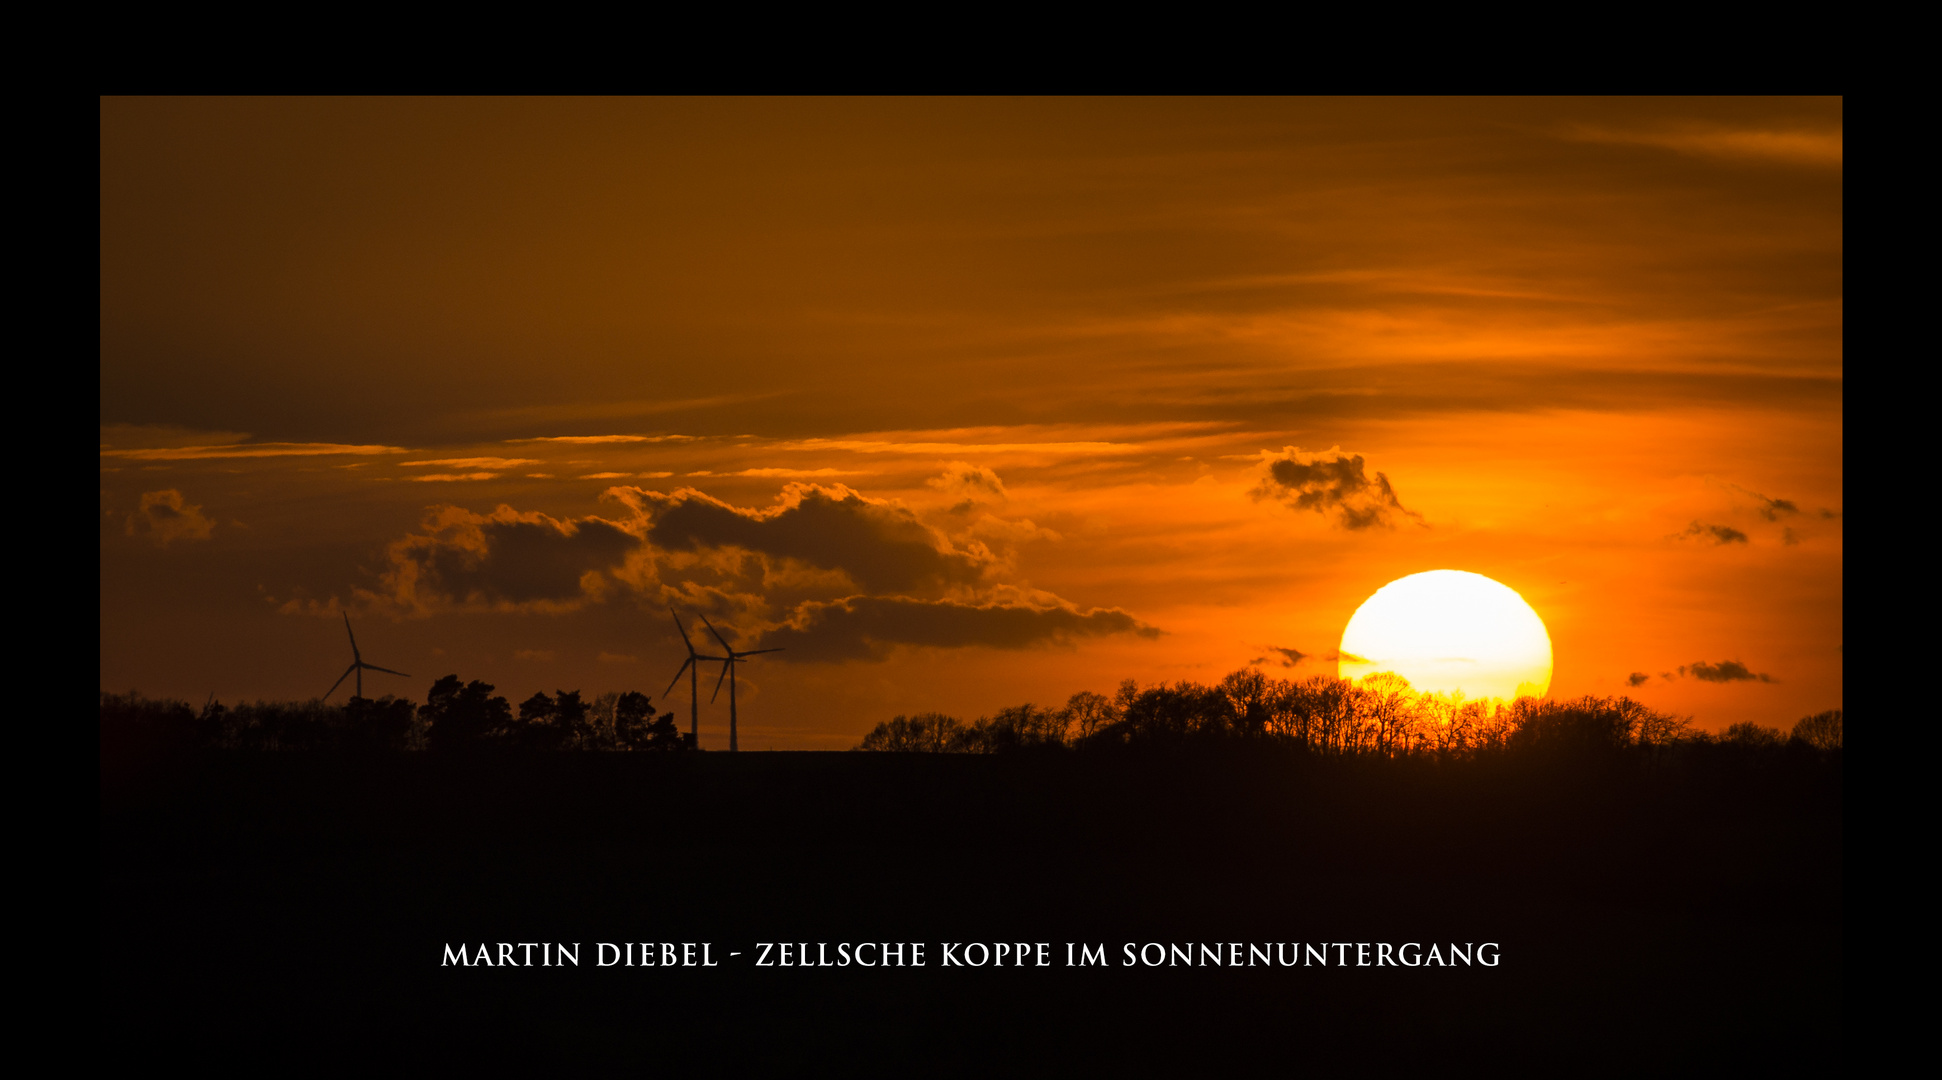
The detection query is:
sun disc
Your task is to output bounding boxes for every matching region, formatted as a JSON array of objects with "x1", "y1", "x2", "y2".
[{"x1": 1338, "y1": 570, "x2": 1552, "y2": 701}]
